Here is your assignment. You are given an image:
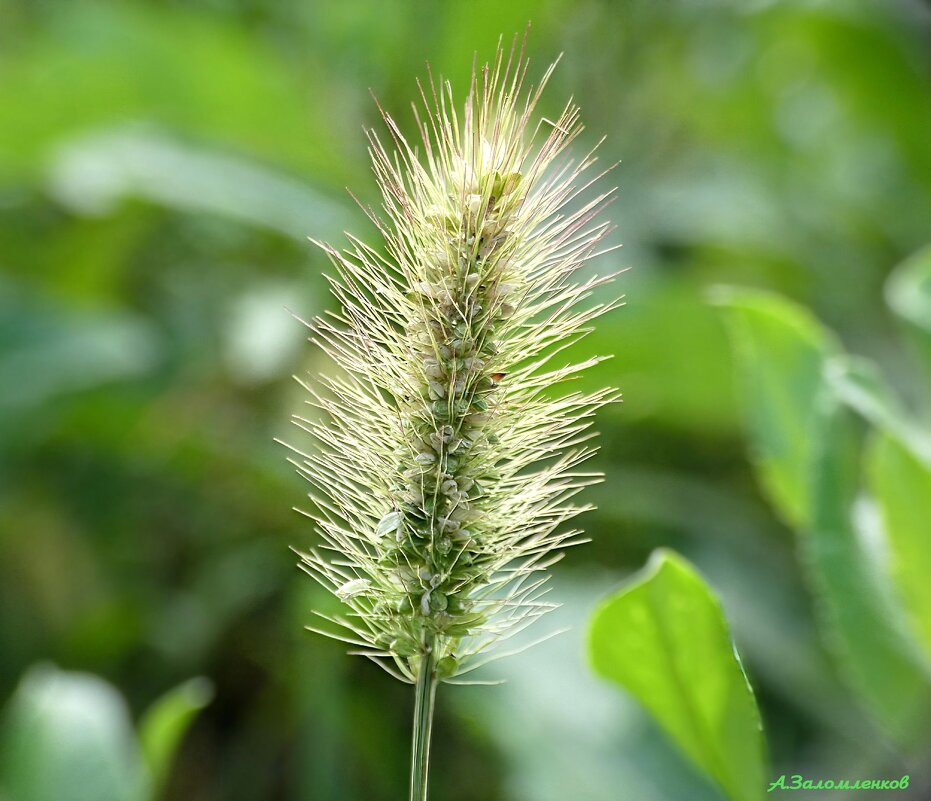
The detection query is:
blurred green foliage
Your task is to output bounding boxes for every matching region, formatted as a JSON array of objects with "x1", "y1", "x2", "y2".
[
  {"x1": 2, "y1": 0, "x2": 931, "y2": 799},
  {"x1": 0, "y1": 665, "x2": 211, "y2": 801},
  {"x1": 716, "y1": 286, "x2": 931, "y2": 757}
]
